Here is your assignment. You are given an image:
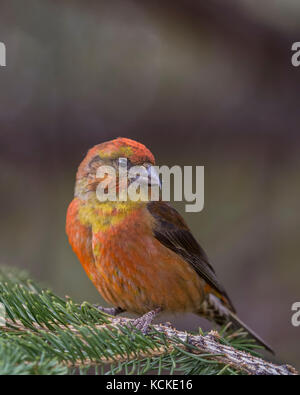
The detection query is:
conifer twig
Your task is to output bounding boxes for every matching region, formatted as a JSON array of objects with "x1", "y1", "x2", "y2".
[
  {"x1": 107, "y1": 317, "x2": 297, "y2": 376},
  {"x1": 2, "y1": 316, "x2": 297, "y2": 375},
  {"x1": 0, "y1": 266, "x2": 297, "y2": 375}
]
